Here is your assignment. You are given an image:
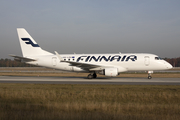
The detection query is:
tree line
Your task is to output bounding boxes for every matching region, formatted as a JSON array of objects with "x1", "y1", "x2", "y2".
[
  {"x1": 0, "y1": 59, "x2": 35, "y2": 67},
  {"x1": 165, "y1": 57, "x2": 180, "y2": 67},
  {"x1": 0, "y1": 57, "x2": 180, "y2": 67}
]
